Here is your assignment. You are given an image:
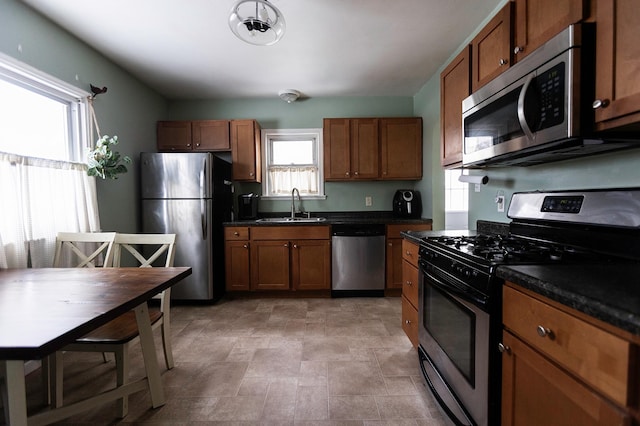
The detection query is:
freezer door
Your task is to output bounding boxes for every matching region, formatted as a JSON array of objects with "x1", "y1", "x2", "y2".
[
  {"x1": 142, "y1": 199, "x2": 213, "y2": 300},
  {"x1": 140, "y1": 152, "x2": 212, "y2": 199}
]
